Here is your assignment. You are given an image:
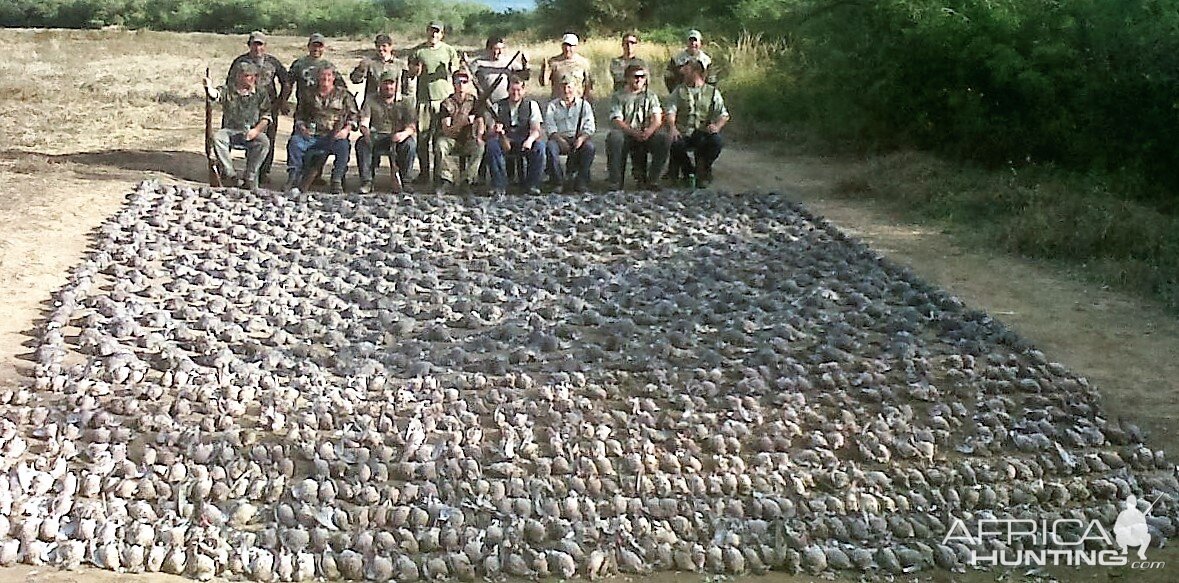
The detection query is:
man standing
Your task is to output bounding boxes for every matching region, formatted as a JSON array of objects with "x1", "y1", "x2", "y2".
[
  {"x1": 543, "y1": 33, "x2": 593, "y2": 101},
  {"x1": 665, "y1": 59, "x2": 730, "y2": 187},
  {"x1": 434, "y1": 70, "x2": 485, "y2": 195},
  {"x1": 544, "y1": 75, "x2": 595, "y2": 193},
  {"x1": 486, "y1": 76, "x2": 545, "y2": 196},
  {"x1": 350, "y1": 33, "x2": 410, "y2": 107},
  {"x1": 289, "y1": 33, "x2": 347, "y2": 112},
  {"x1": 607, "y1": 64, "x2": 668, "y2": 191},
  {"x1": 204, "y1": 63, "x2": 272, "y2": 191},
  {"x1": 664, "y1": 29, "x2": 713, "y2": 91},
  {"x1": 409, "y1": 21, "x2": 460, "y2": 186},
  {"x1": 469, "y1": 35, "x2": 529, "y2": 105},
  {"x1": 356, "y1": 71, "x2": 417, "y2": 194},
  {"x1": 285, "y1": 66, "x2": 357, "y2": 194},
  {"x1": 225, "y1": 31, "x2": 290, "y2": 184},
  {"x1": 609, "y1": 33, "x2": 647, "y2": 92}
]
